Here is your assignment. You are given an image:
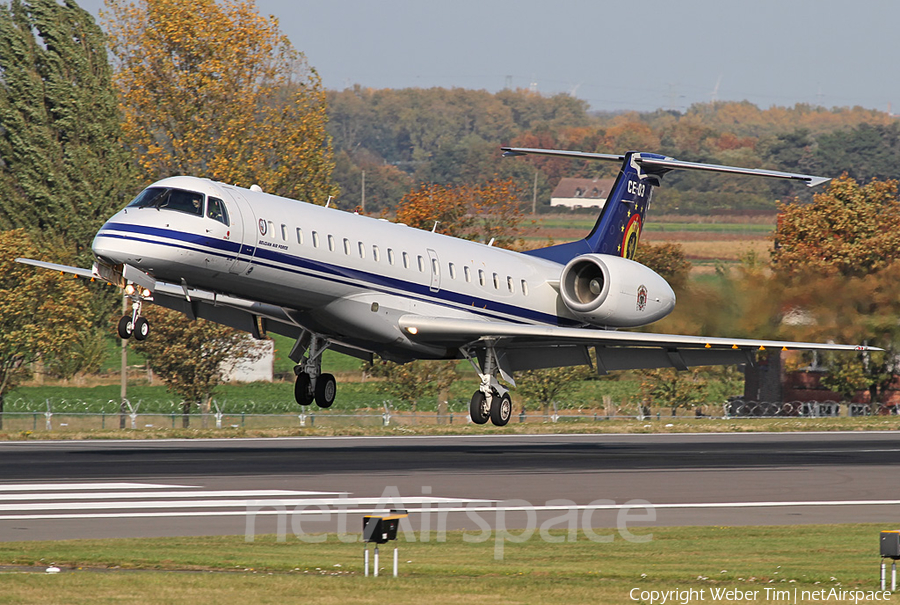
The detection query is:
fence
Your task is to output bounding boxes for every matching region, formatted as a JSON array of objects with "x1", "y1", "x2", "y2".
[{"x1": 0, "y1": 397, "x2": 892, "y2": 433}]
